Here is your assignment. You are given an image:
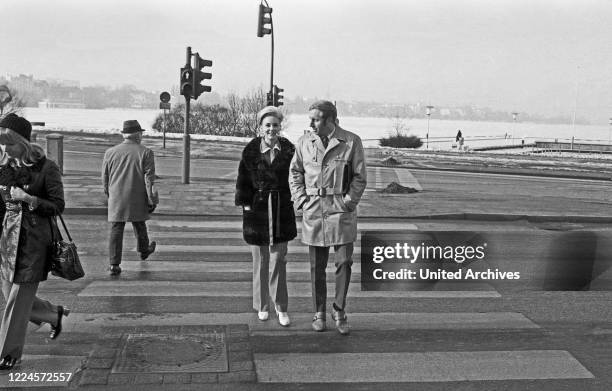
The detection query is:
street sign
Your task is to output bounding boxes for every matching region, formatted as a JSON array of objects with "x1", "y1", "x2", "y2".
[
  {"x1": 160, "y1": 91, "x2": 171, "y2": 103},
  {"x1": 159, "y1": 102, "x2": 171, "y2": 110}
]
